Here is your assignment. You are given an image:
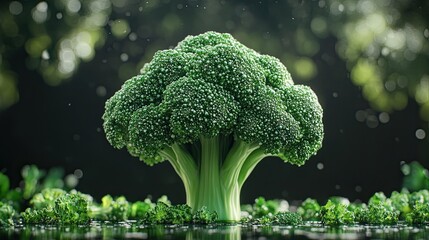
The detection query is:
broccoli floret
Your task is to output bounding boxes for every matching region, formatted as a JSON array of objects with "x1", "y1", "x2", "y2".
[
  {"x1": 355, "y1": 192, "x2": 399, "y2": 225},
  {"x1": 320, "y1": 200, "x2": 354, "y2": 226},
  {"x1": 409, "y1": 190, "x2": 429, "y2": 207},
  {"x1": 247, "y1": 197, "x2": 281, "y2": 218},
  {"x1": 389, "y1": 191, "x2": 411, "y2": 219},
  {"x1": 22, "y1": 189, "x2": 90, "y2": 225},
  {"x1": 406, "y1": 202, "x2": 429, "y2": 225},
  {"x1": 142, "y1": 201, "x2": 197, "y2": 225},
  {"x1": 401, "y1": 162, "x2": 429, "y2": 192},
  {"x1": 0, "y1": 173, "x2": 10, "y2": 199},
  {"x1": 192, "y1": 206, "x2": 218, "y2": 224},
  {"x1": 89, "y1": 195, "x2": 131, "y2": 221},
  {"x1": 130, "y1": 200, "x2": 153, "y2": 219},
  {"x1": 350, "y1": 203, "x2": 368, "y2": 223},
  {"x1": 273, "y1": 212, "x2": 303, "y2": 226},
  {"x1": 103, "y1": 31, "x2": 324, "y2": 221},
  {"x1": 0, "y1": 202, "x2": 15, "y2": 226},
  {"x1": 297, "y1": 198, "x2": 321, "y2": 221}
]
